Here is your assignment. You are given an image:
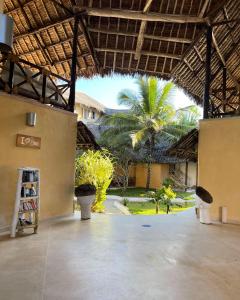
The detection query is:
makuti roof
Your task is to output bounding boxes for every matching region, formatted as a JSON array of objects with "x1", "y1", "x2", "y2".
[
  {"x1": 3, "y1": 0, "x2": 239, "y2": 113},
  {"x1": 75, "y1": 91, "x2": 106, "y2": 112}
]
